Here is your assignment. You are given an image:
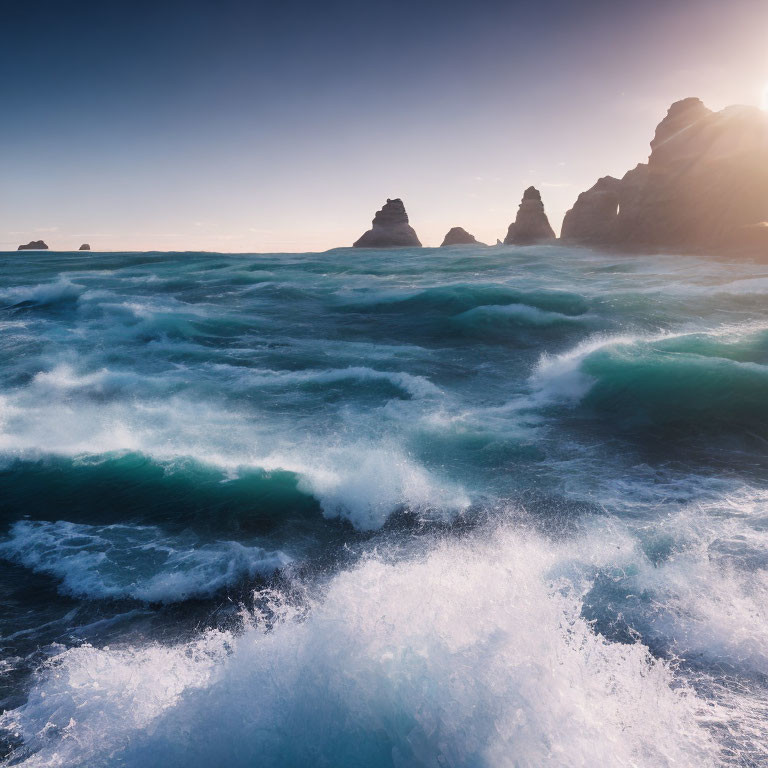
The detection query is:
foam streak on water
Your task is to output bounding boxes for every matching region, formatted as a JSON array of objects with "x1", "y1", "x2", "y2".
[{"x1": 1, "y1": 246, "x2": 768, "y2": 766}]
